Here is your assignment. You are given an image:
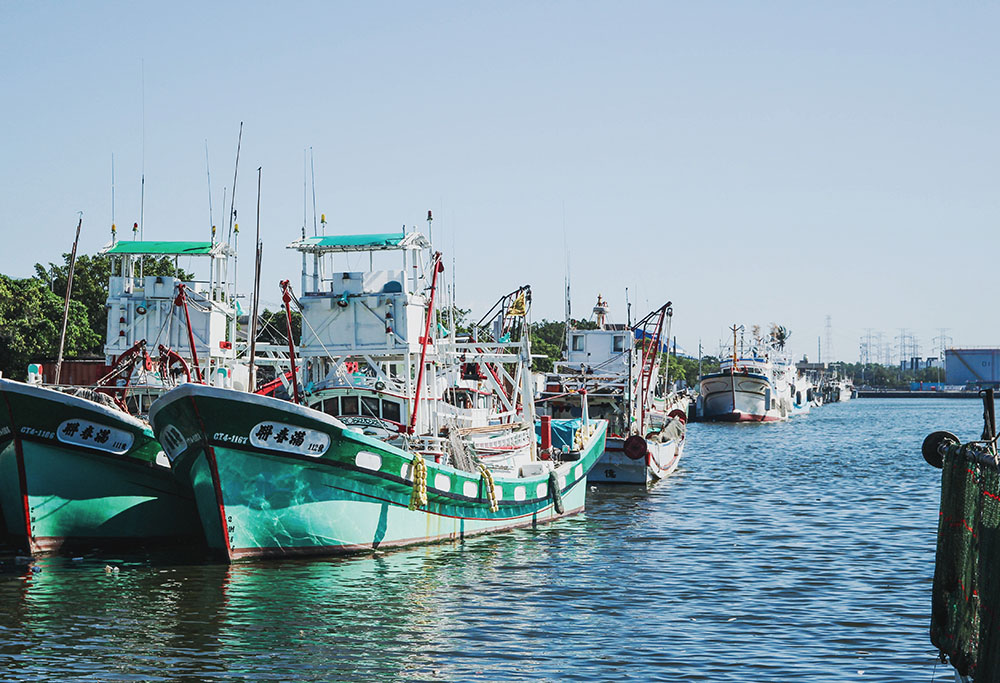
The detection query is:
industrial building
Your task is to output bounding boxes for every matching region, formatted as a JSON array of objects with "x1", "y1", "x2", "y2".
[{"x1": 945, "y1": 348, "x2": 1000, "y2": 387}]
